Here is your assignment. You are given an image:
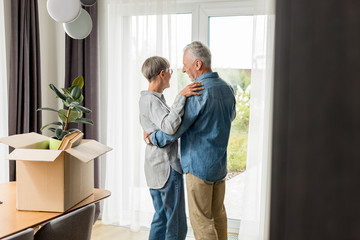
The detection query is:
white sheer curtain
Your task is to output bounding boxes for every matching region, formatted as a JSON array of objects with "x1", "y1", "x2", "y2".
[
  {"x1": 0, "y1": 0, "x2": 9, "y2": 183},
  {"x1": 238, "y1": 0, "x2": 275, "y2": 239},
  {"x1": 98, "y1": 0, "x2": 178, "y2": 231}
]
